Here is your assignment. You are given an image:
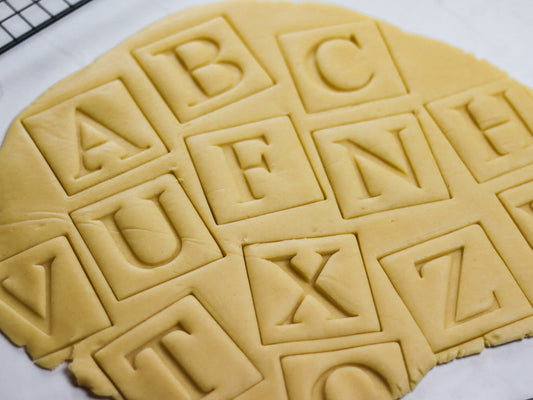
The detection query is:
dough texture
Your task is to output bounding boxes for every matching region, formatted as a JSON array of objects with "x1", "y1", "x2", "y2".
[{"x1": 1, "y1": 1, "x2": 533, "y2": 399}]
